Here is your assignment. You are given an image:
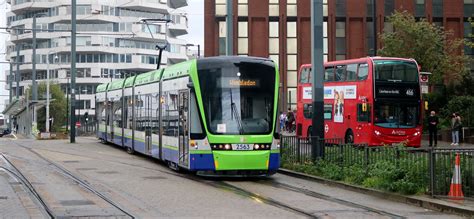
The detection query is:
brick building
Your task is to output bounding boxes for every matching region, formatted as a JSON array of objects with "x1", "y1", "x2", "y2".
[{"x1": 204, "y1": 0, "x2": 474, "y2": 110}]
